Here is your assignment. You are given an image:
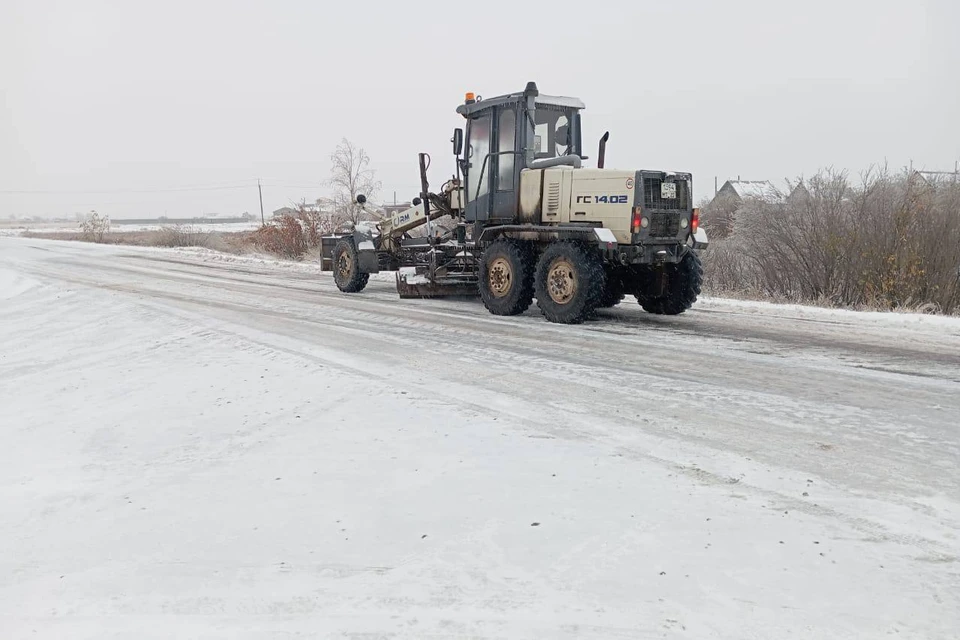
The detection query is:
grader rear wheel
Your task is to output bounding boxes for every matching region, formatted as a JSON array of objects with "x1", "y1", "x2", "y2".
[
  {"x1": 545, "y1": 257, "x2": 578, "y2": 305},
  {"x1": 639, "y1": 251, "x2": 703, "y2": 315},
  {"x1": 534, "y1": 242, "x2": 606, "y2": 324},
  {"x1": 597, "y1": 272, "x2": 627, "y2": 308}
]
